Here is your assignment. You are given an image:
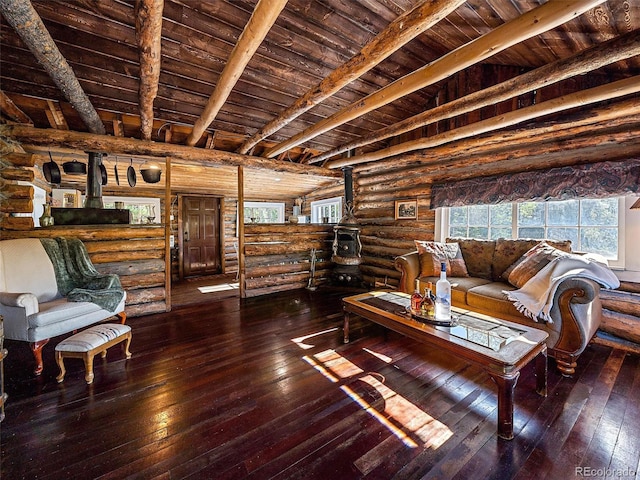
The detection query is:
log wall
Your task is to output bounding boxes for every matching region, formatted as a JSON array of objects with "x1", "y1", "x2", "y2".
[
  {"x1": 599, "y1": 284, "x2": 640, "y2": 349},
  {"x1": 351, "y1": 66, "x2": 640, "y2": 347},
  {"x1": 243, "y1": 224, "x2": 334, "y2": 297}
]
